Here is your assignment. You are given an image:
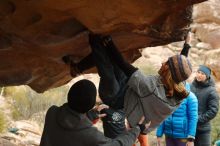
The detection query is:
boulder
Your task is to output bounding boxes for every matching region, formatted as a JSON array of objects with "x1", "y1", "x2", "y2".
[
  {"x1": 0, "y1": 138, "x2": 16, "y2": 146},
  {"x1": 3, "y1": 120, "x2": 41, "y2": 146},
  {"x1": 192, "y1": 0, "x2": 220, "y2": 49},
  {"x1": 0, "y1": 0, "x2": 206, "y2": 92}
]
